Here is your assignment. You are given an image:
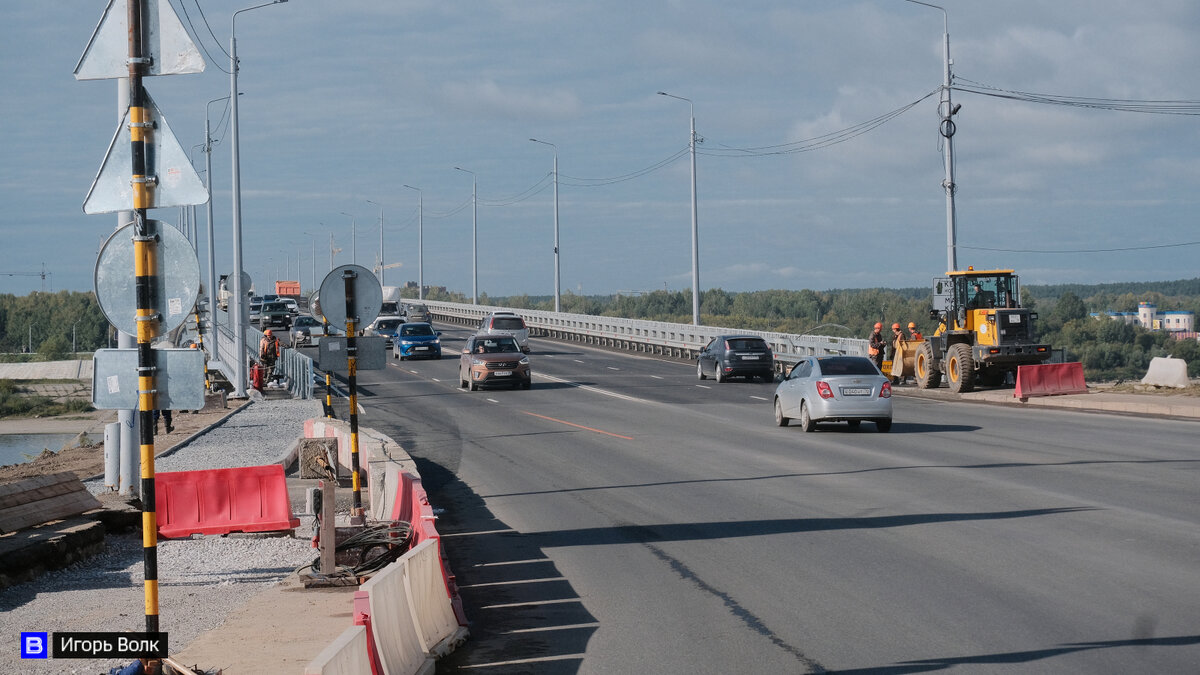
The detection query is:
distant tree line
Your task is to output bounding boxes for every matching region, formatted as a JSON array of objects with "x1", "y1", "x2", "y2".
[
  {"x1": 0, "y1": 291, "x2": 110, "y2": 360},
  {"x1": 463, "y1": 278, "x2": 1200, "y2": 382}
]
